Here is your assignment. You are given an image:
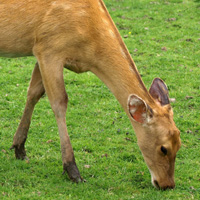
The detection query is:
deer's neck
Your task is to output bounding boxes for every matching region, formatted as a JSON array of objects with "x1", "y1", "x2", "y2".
[
  {"x1": 89, "y1": 1, "x2": 154, "y2": 114},
  {"x1": 91, "y1": 53, "x2": 154, "y2": 115}
]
